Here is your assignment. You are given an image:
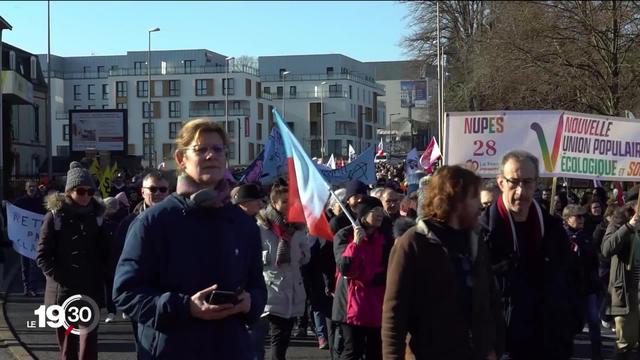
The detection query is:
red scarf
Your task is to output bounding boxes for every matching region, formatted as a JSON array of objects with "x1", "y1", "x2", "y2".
[{"x1": 496, "y1": 195, "x2": 544, "y2": 261}]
